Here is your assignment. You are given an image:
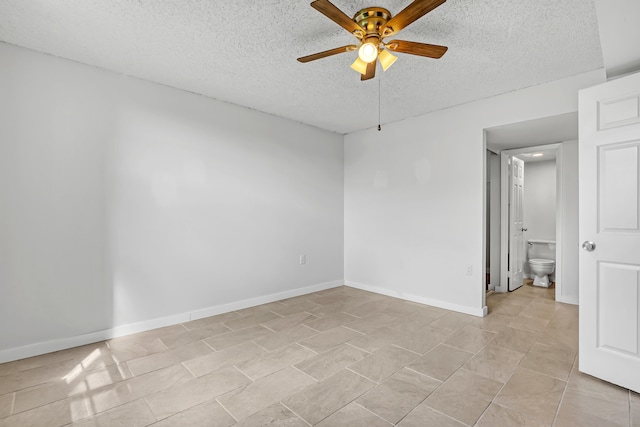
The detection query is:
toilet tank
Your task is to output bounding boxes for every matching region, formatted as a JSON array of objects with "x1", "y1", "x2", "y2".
[{"x1": 528, "y1": 239, "x2": 556, "y2": 261}]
